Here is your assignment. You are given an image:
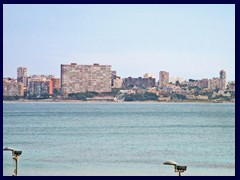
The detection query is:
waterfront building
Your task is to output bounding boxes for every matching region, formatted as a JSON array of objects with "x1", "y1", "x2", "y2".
[
  {"x1": 51, "y1": 78, "x2": 60, "y2": 89},
  {"x1": 195, "y1": 95, "x2": 209, "y2": 100},
  {"x1": 61, "y1": 63, "x2": 112, "y2": 96},
  {"x1": 28, "y1": 80, "x2": 53, "y2": 97},
  {"x1": 27, "y1": 75, "x2": 55, "y2": 95},
  {"x1": 112, "y1": 76, "x2": 122, "y2": 88},
  {"x1": 159, "y1": 71, "x2": 169, "y2": 87},
  {"x1": 123, "y1": 77, "x2": 155, "y2": 89},
  {"x1": 17, "y1": 67, "x2": 28, "y2": 87},
  {"x1": 186, "y1": 94, "x2": 196, "y2": 100},
  {"x1": 158, "y1": 95, "x2": 171, "y2": 101},
  {"x1": 3, "y1": 78, "x2": 24, "y2": 96}
]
